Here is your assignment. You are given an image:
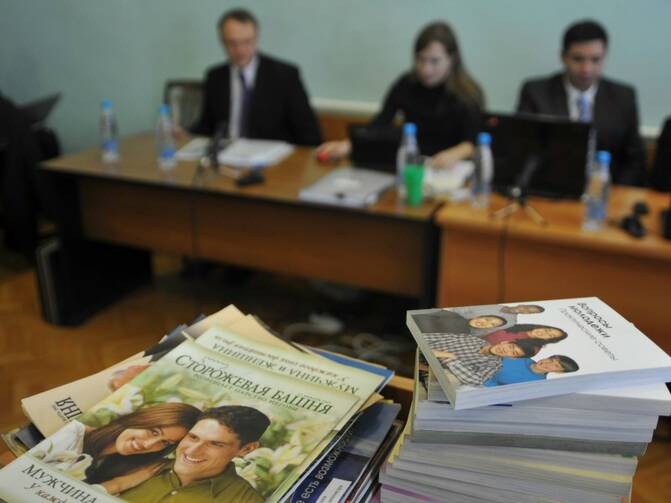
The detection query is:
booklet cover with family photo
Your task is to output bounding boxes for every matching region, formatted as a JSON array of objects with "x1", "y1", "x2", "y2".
[
  {"x1": 407, "y1": 297, "x2": 671, "y2": 410},
  {"x1": 0, "y1": 339, "x2": 359, "y2": 503}
]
